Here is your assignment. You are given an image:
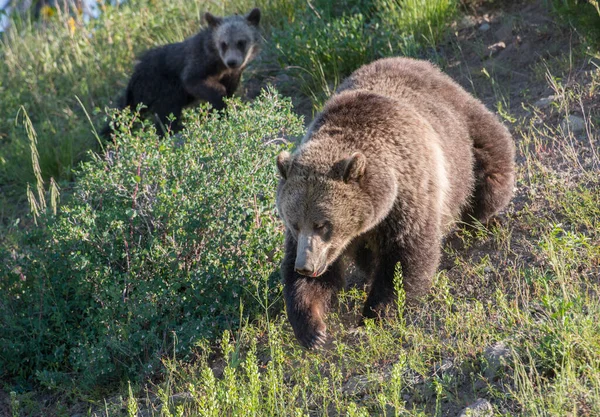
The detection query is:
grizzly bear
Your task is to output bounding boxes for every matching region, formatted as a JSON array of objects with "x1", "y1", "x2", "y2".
[
  {"x1": 102, "y1": 8, "x2": 261, "y2": 137},
  {"x1": 275, "y1": 57, "x2": 515, "y2": 349}
]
